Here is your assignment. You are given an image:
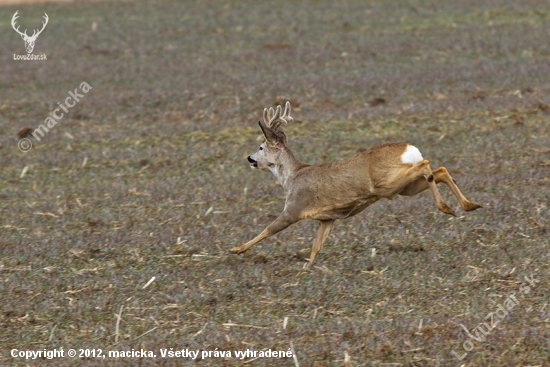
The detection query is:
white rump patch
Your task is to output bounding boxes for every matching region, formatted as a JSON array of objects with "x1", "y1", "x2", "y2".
[{"x1": 401, "y1": 145, "x2": 423, "y2": 165}]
